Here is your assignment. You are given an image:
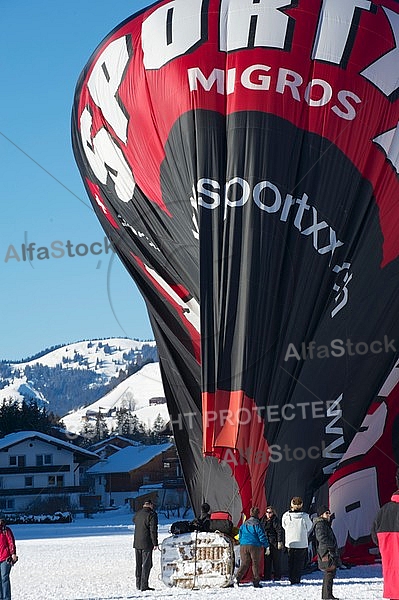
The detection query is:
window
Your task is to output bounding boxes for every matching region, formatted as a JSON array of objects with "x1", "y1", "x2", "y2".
[
  {"x1": 0, "y1": 477, "x2": 3, "y2": 489},
  {"x1": 48, "y1": 475, "x2": 64, "y2": 487},
  {"x1": 25, "y1": 476, "x2": 34, "y2": 487},
  {"x1": 36, "y1": 454, "x2": 53, "y2": 467},
  {"x1": 163, "y1": 462, "x2": 171, "y2": 468},
  {"x1": 9, "y1": 455, "x2": 26, "y2": 467},
  {"x1": 0, "y1": 499, "x2": 14, "y2": 510}
]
